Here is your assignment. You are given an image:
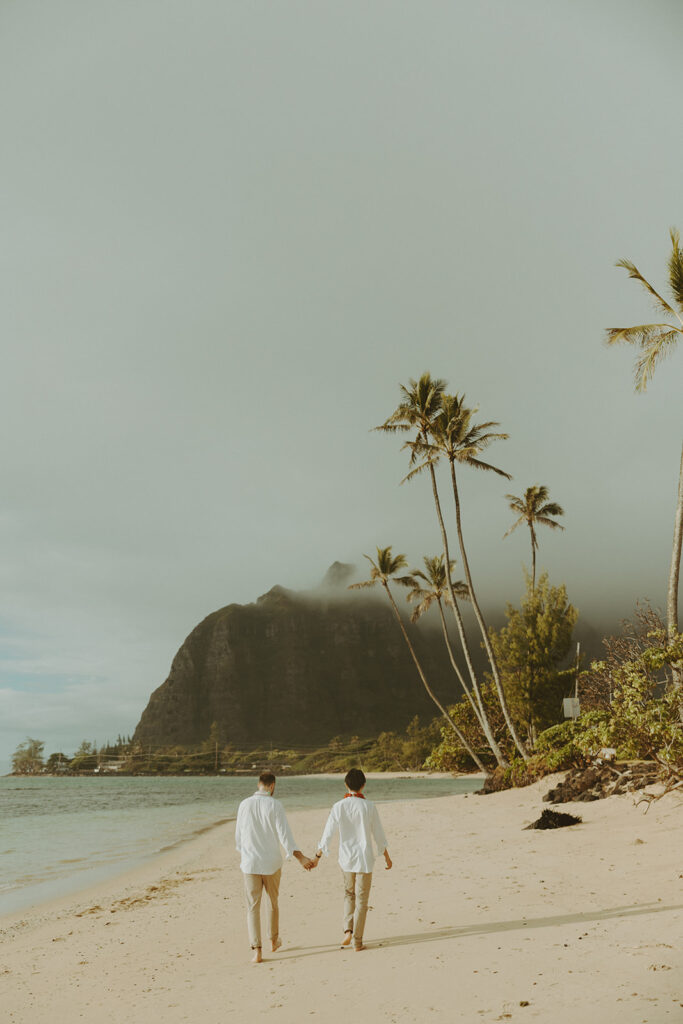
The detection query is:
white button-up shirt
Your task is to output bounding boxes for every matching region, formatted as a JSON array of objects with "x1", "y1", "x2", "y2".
[
  {"x1": 235, "y1": 791, "x2": 298, "y2": 875},
  {"x1": 318, "y1": 795, "x2": 388, "y2": 873}
]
